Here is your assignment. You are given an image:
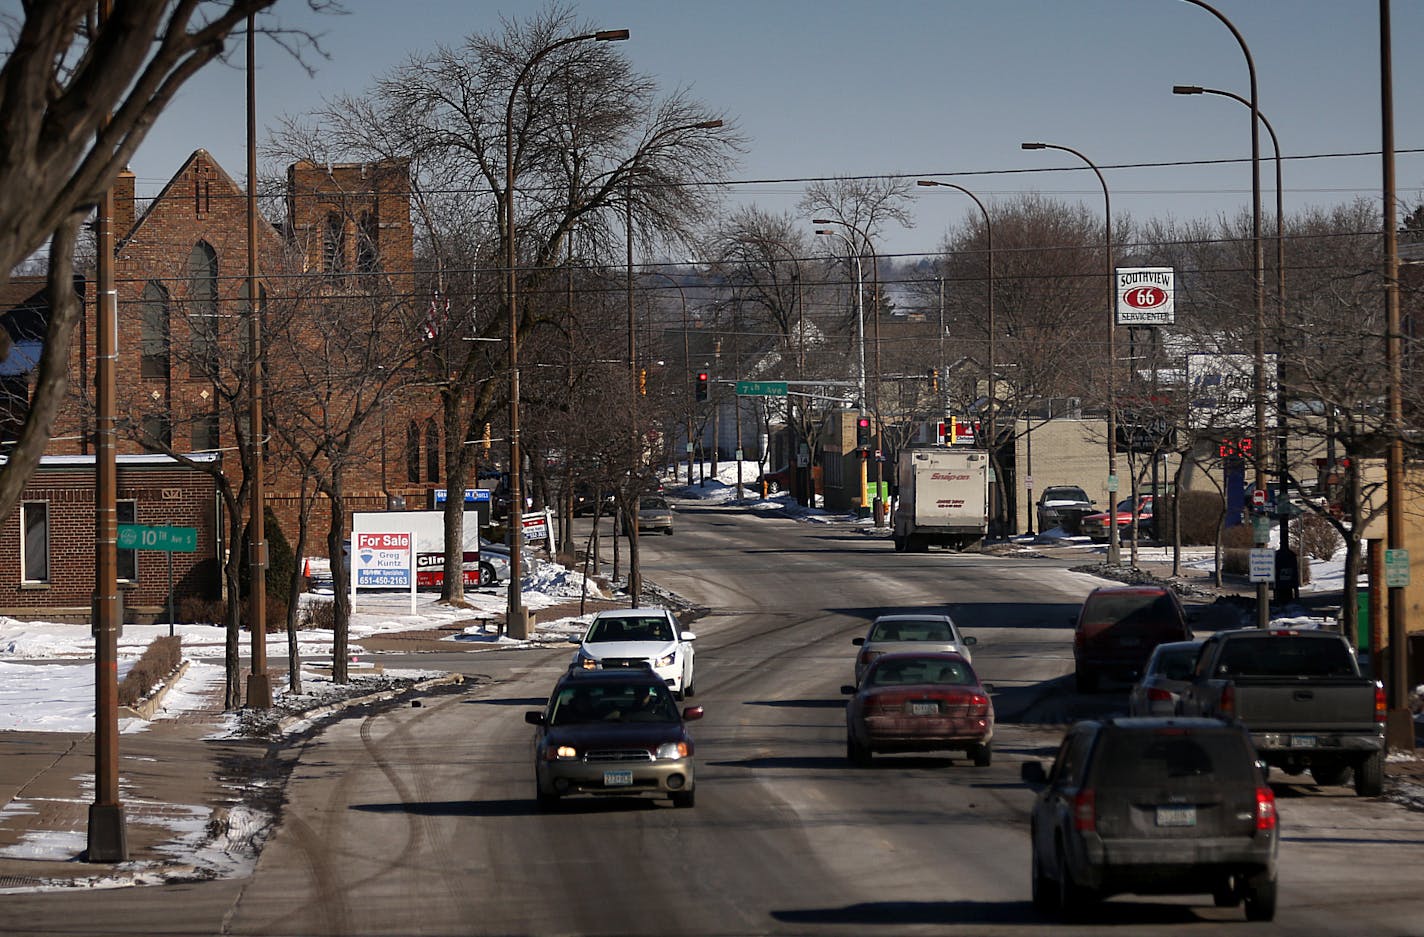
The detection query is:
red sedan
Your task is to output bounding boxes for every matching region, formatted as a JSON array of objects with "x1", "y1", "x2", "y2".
[
  {"x1": 841, "y1": 652, "x2": 995, "y2": 767},
  {"x1": 1080, "y1": 494, "x2": 1155, "y2": 542}
]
